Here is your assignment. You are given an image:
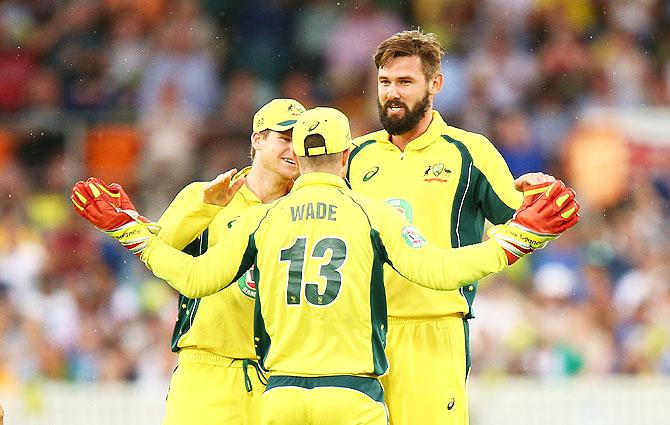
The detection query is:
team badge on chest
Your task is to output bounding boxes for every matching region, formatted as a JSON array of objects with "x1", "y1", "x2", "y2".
[{"x1": 423, "y1": 163, "x2": 451, "y2": 183}]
